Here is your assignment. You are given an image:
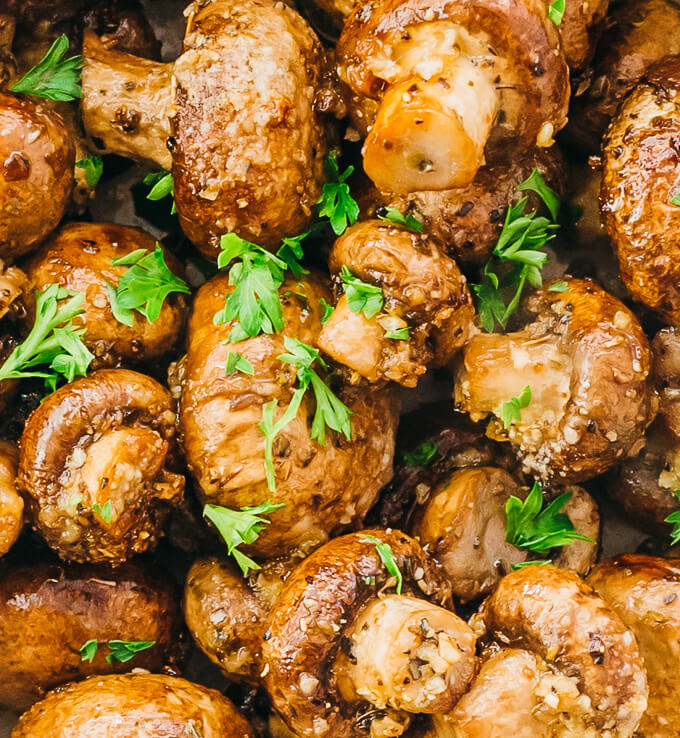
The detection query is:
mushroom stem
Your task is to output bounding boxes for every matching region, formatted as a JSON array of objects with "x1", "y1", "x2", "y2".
[
  {"x1": 335, "y1": 595, "x2": 476, "y2": 715},
  {"x1": 82, "y1": 31, "x2": 172, "y2": 169},
  {"x1": 362, "y1": 57, "x2": 498, "y2": 193}
]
